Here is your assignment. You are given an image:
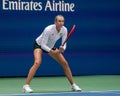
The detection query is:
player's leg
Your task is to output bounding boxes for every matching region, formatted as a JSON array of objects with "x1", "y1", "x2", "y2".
[
  {"x1": 49, "y1": 52, "x2": 82, "y2": 91},
  {"x1": 49, "y1": 52, "x2": 74, "y2": 84},
  {"x1": 23, "y1": 48, "x2": 43, "y2": 93},
  {"x1": 26, "y1": 49, "x2": 42, "y2": 84}
]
